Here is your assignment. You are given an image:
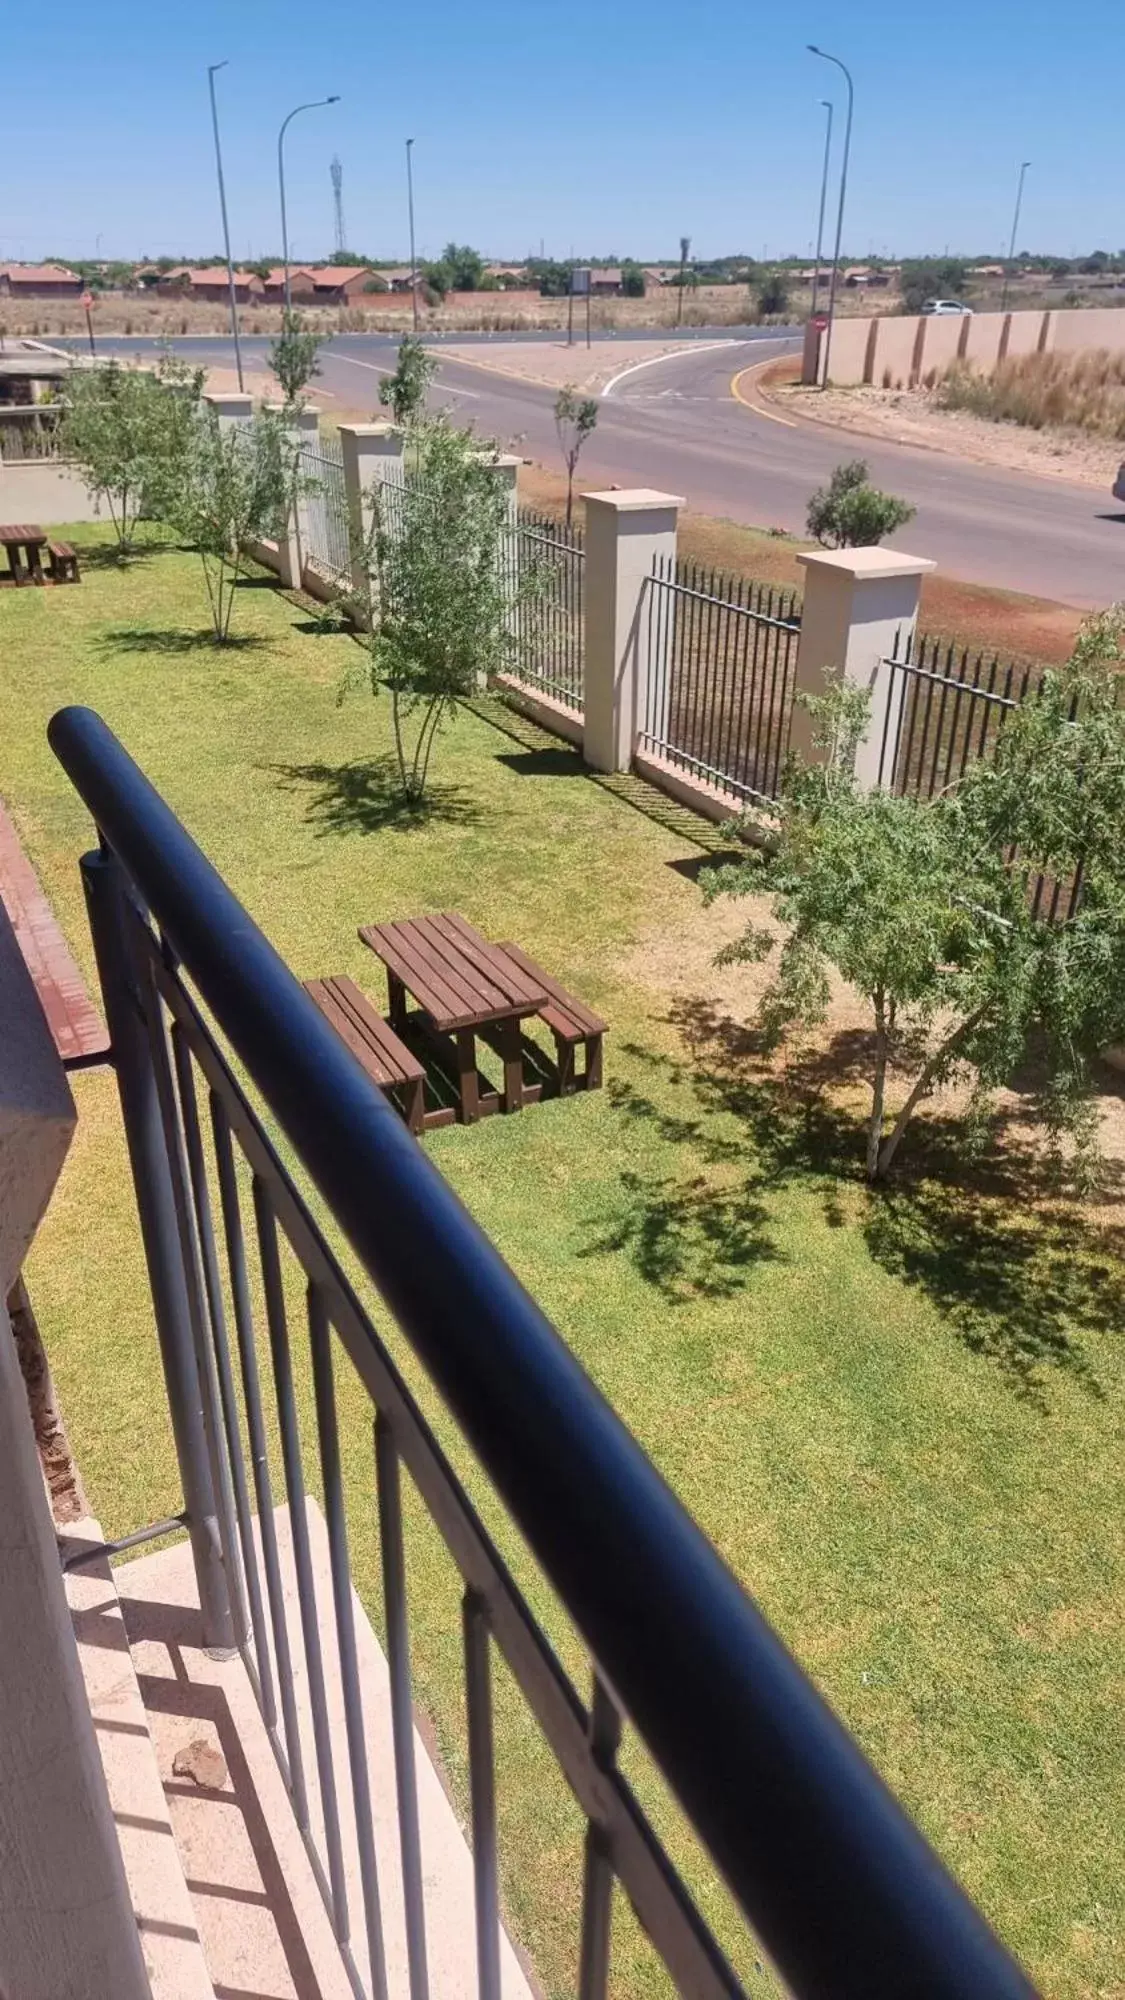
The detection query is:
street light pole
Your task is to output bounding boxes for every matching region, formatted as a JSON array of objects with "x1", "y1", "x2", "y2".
[
  {"x1": 1000, "y1": 161, "x2": 1031, "y2": 313},
  {"x1": 808, "y1": 45, "x2": 854, "y2": 387},
  {"x1": 405, "y1": 138, "x2": 419, "y2": 332},
  {"x1": 810, "y1": 98, "x2": 833, "y2": 320},
  {"x1": 278, "y1": 96, "x2": 340, "y2": 314},
  {"x1": 207, "y1": 61, "x2": 244, "y2": 391}
]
